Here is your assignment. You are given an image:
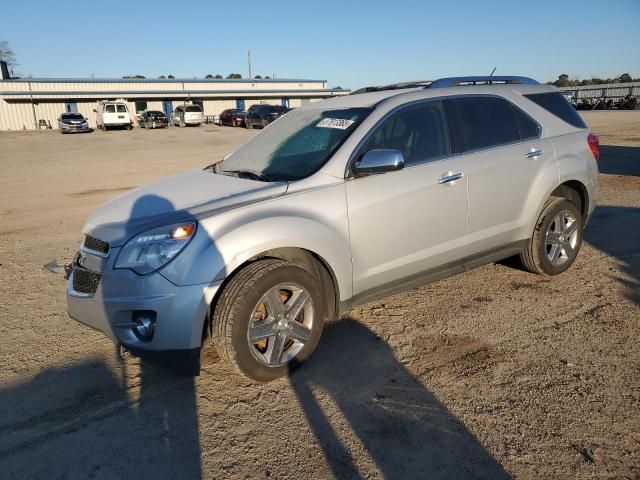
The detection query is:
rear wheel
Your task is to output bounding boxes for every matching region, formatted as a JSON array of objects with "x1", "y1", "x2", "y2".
[
  {"x1": 519, "y1": 197, "x2": 583, "y2": 275},
  {"x1": 261, "y1": 119, "x2": 268, "y2": 128},
  {"x1": 212, "y1": 259, "x2": 325, "y2": 381}
]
